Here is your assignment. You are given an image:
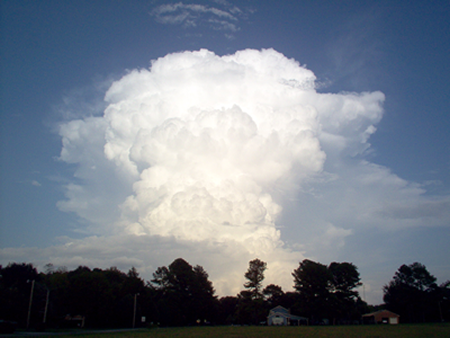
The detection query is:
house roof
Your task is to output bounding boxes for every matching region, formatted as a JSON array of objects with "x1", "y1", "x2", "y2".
[
  {"x1": 268, "y1": 306, "x2": 307, "y2": 321},
  {"x1": 362, "y1": 310, "x2": 400, "y2": 318},
  {"x1": 269, "y1": 305, "x2": 290, "y2": 314}
]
